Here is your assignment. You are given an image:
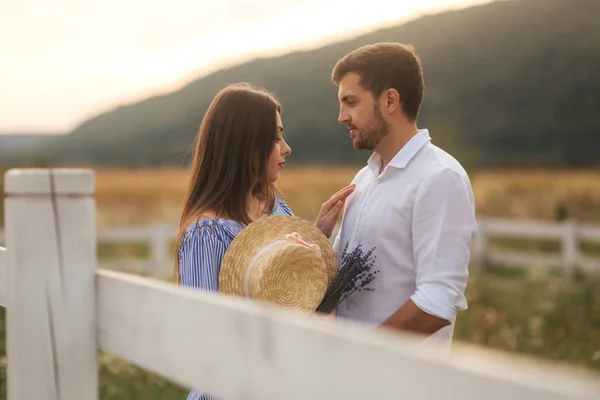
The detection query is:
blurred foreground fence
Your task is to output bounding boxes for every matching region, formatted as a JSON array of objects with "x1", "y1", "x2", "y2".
[
  {"x1": 4, "y1": 212, "x2": 600, "y2": 278},
  {"x1": 1, "y1": 168, "x2": 600, "y2": 399}
]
